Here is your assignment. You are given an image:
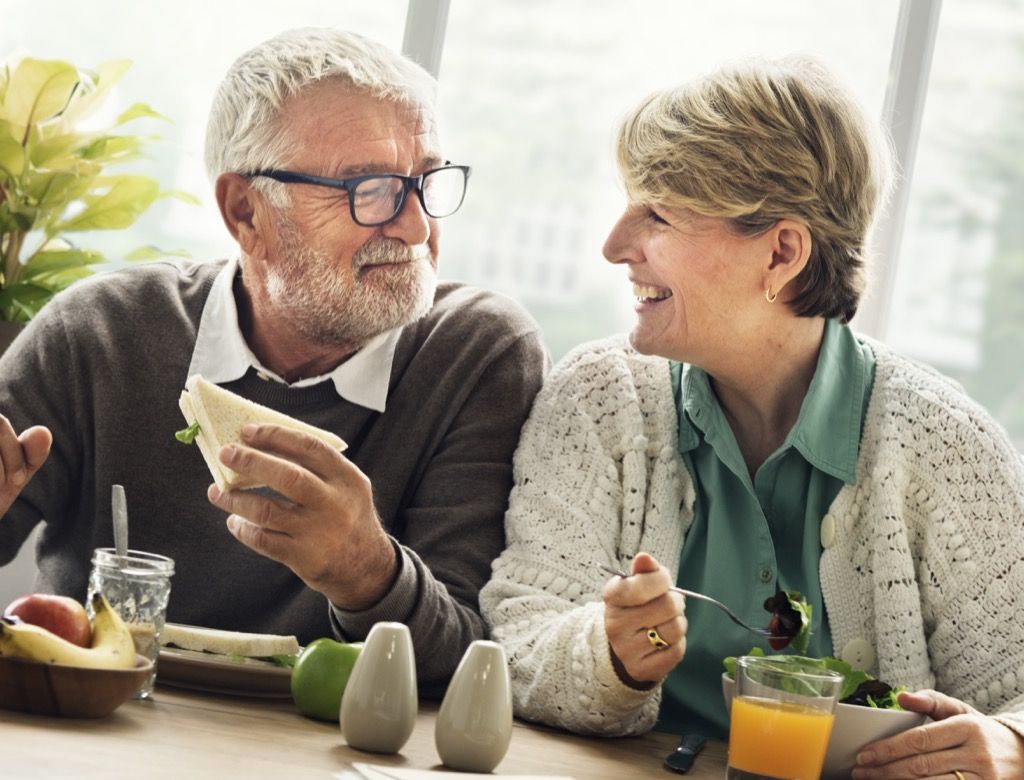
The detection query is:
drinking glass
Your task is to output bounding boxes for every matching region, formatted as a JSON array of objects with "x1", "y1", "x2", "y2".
[
  {"x1": 87, "y1": 548, "x2": 174, "y2": 699},
  {"x1": 727, "y1": 655, "x2": 843, "y2": 780}
]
